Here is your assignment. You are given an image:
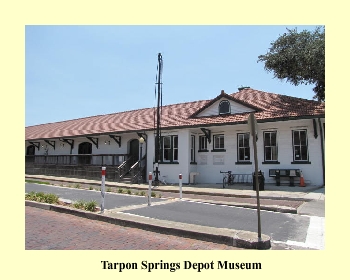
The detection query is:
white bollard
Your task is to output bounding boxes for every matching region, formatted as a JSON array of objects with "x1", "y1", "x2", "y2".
[
  {"x1": 179, "y1": 174, "x2": 182, "y2": 199},
  {"x1": 100, "y1": 167, "x2": 106, "y2": 213},
  {"x1": 148, "y1": 172, "x2": 152, "y2": 206}
]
